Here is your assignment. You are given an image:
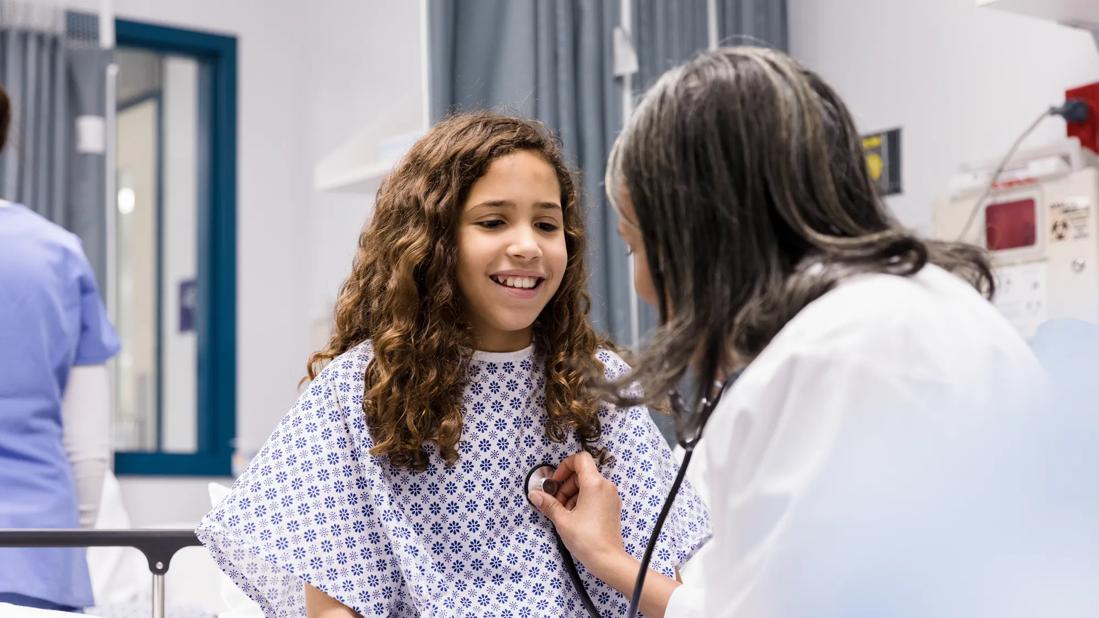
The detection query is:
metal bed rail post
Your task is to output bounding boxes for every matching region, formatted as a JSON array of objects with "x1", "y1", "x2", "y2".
[
  {"x1": 0, "y1": 529, "x2": 201, "y2": 617},
  {"x1": 152, "y1": 571, "x2": 166, "y2": 618}
]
